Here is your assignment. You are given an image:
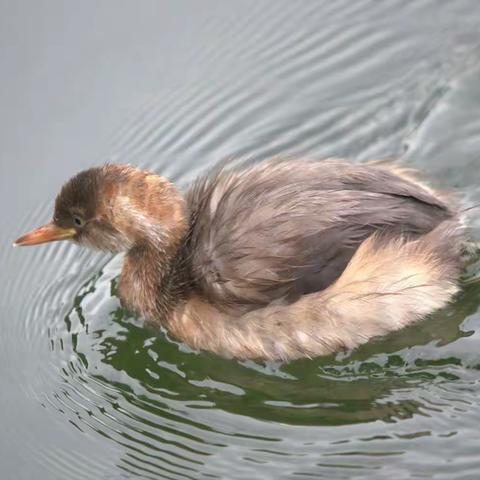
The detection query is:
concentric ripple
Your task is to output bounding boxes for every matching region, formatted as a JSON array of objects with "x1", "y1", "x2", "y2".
[
  {"x1": 25, "y1": 257, "x2": 480, "y2": 479},
  {"x1": 4, "y1": 0, "x2": 480, "y2": 479}
]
